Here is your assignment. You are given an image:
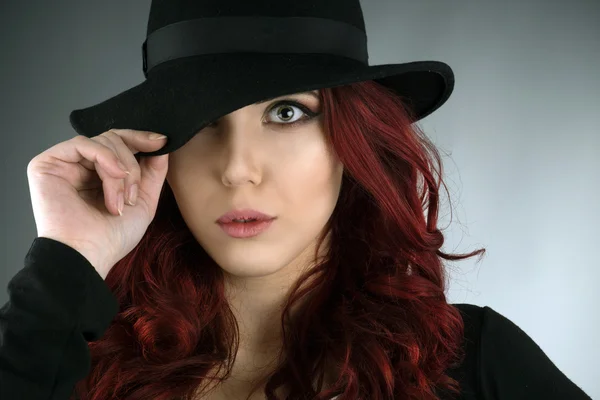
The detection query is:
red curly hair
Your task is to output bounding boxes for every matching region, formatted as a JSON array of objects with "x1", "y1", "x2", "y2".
[{"x1": 72, "y1": 80, "x2": 486, "y2": 400}]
